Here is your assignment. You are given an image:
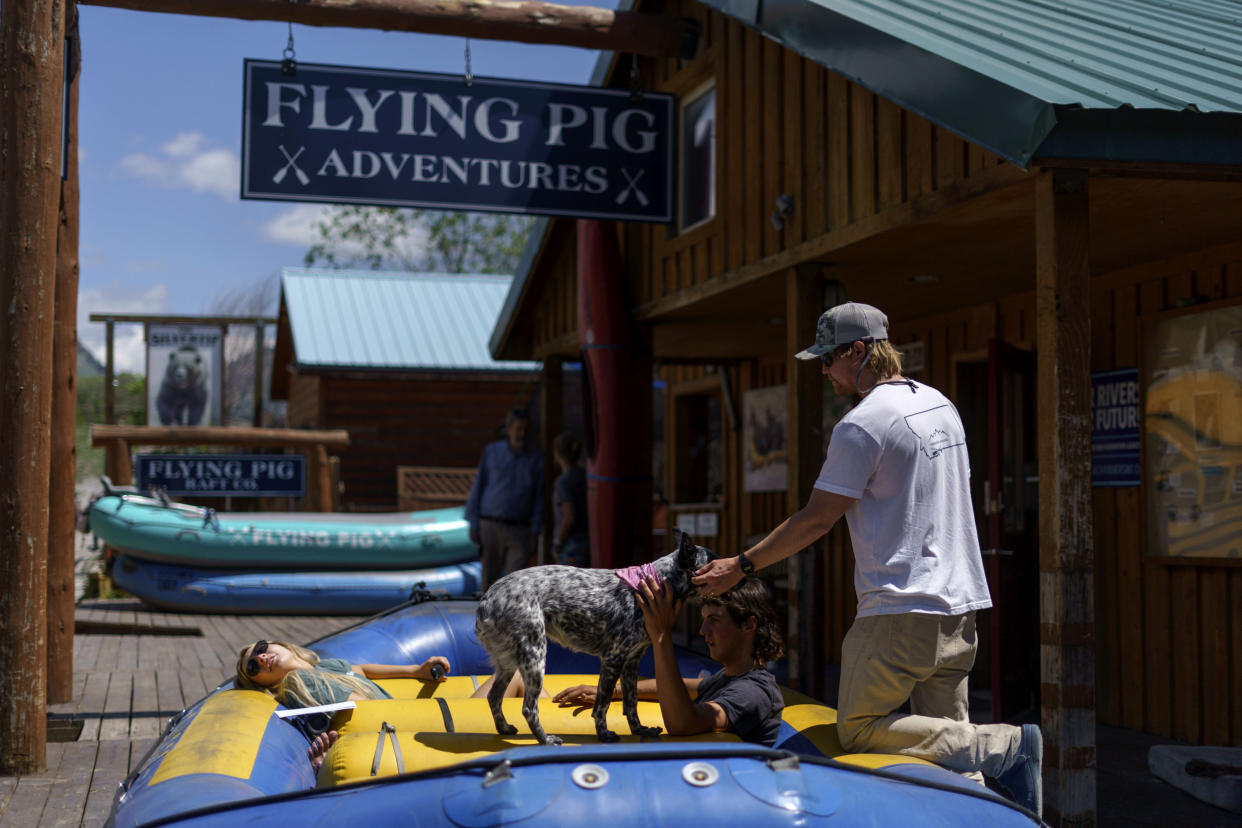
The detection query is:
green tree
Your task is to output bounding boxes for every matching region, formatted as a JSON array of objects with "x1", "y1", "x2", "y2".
[{"x1": 304, "y1": 207, "x2": 532, "y2": 274}]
